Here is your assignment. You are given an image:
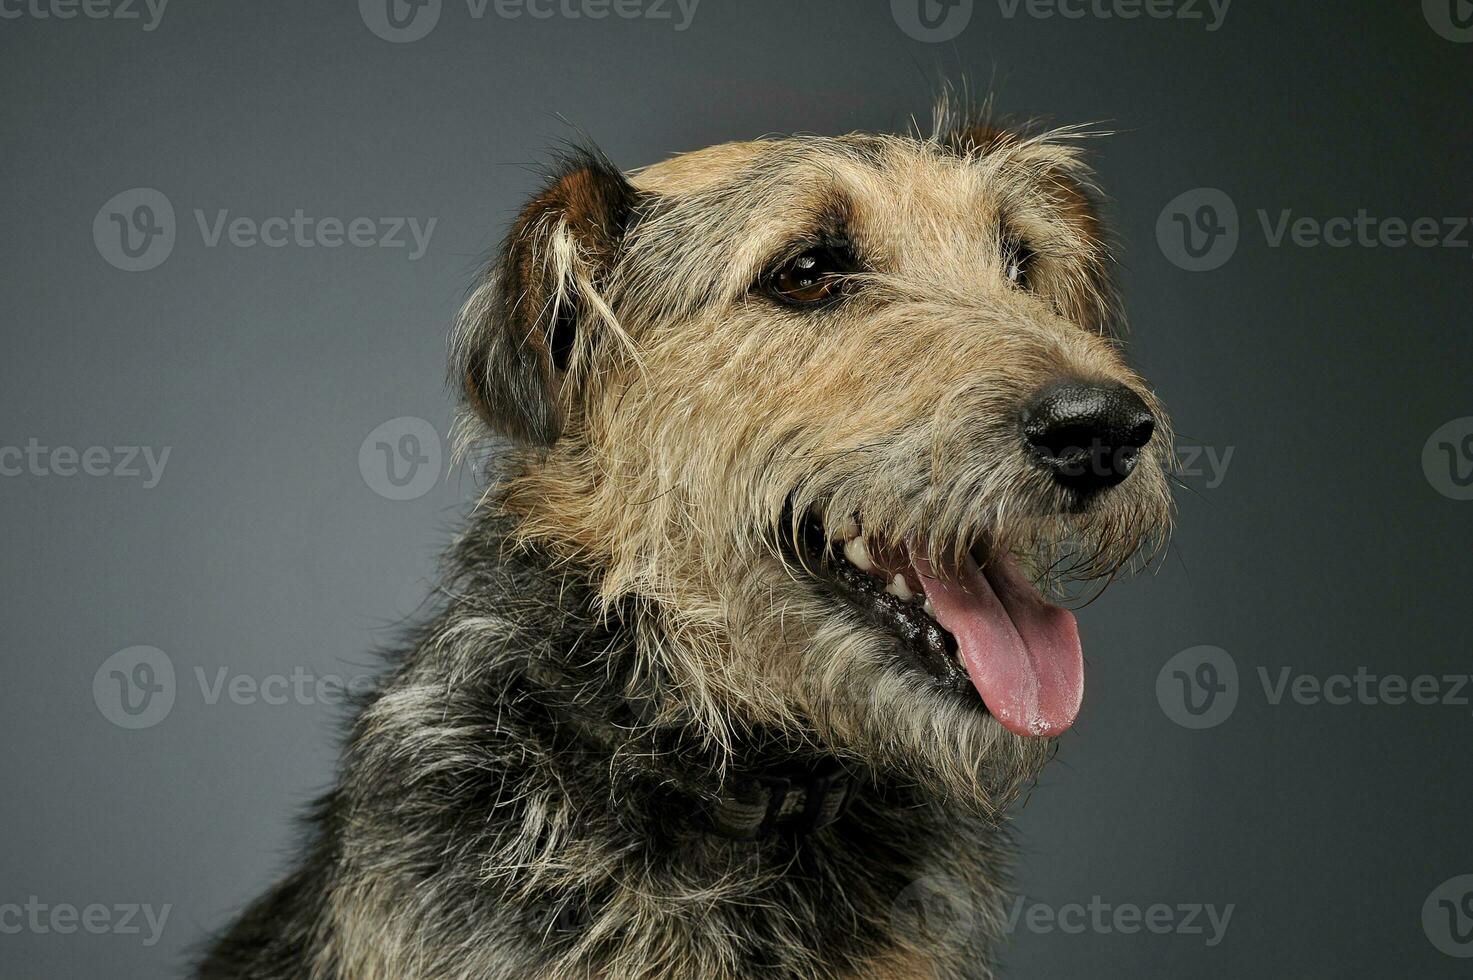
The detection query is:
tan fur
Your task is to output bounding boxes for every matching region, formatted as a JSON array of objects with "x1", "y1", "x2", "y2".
[
  {"x1": 473, "y1": 128, "x2": 1172, "y2": 809},
  {"x1": 224, "y1": 115, "x2": 1175, "y2": 980}
]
